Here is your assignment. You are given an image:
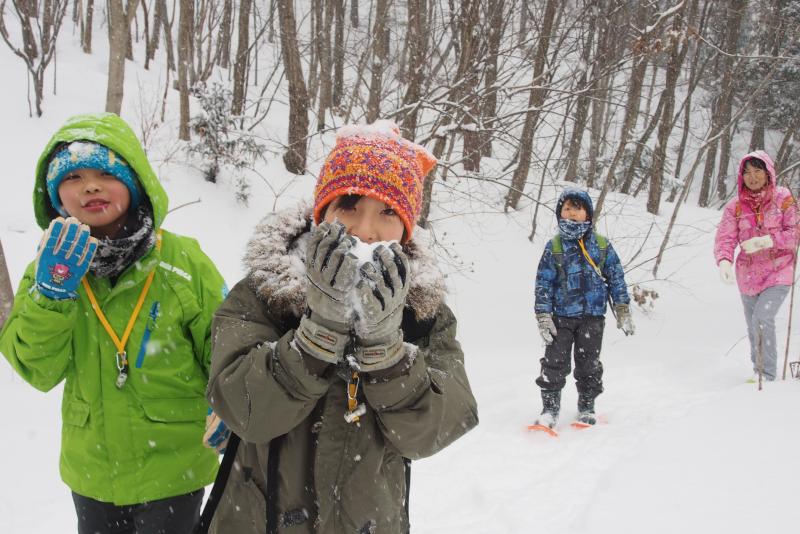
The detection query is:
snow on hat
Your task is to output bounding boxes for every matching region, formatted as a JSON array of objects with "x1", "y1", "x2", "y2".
[
  {"x1": 47, "y1": 141, "x2": 141, "y2": 217},
  {"x1": 313, "y1": 120, "x2": 437, "y2": 241}
]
